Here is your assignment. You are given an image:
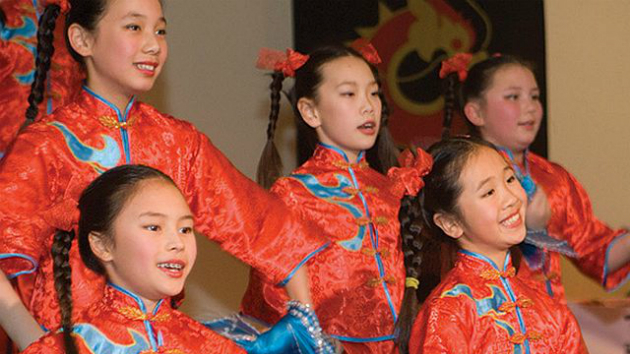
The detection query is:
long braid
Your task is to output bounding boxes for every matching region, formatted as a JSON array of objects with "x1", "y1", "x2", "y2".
[
  {"x1": 441, "y1": 73, "x2": 458, "y2": 139},
  {"x1": 367, "y1": 90, "x2": 400, "y2": 173},
  {"x1": 256, "y1": 71, "x2": 285, "y2": 189},
  {"x1": 24, "y1": 5, "x2": 61, "y2": 125},
  {"x1": 394, "y1": 194, "x2": 424, "y2": 354},
  {"x1": 52, "y1": 230, "x2": 79, "y2": 354}
]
